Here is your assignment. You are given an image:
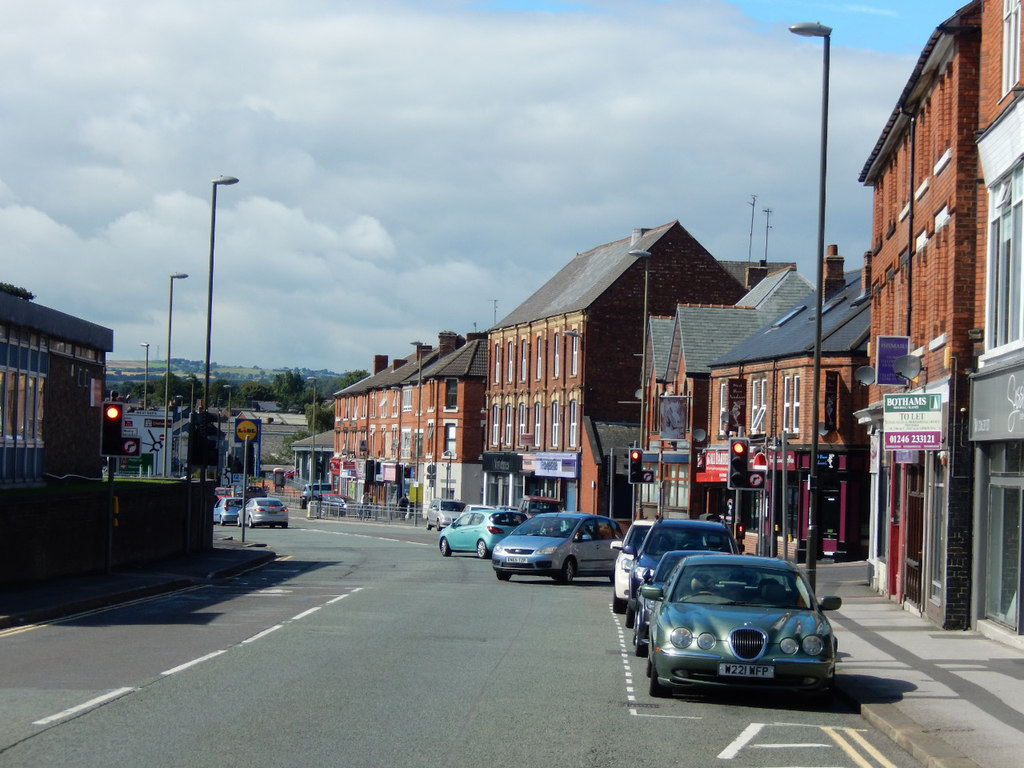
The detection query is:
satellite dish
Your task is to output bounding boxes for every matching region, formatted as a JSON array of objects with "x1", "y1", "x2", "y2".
[
  {"x1": 892, "y1": 354, "x2": 922, "y2": 380},
  {"x1": 854, "y1": 366, "x2": 876, "y2": 386},
  {"x1": 692, "y1": 428, "x2": 707, "y2": 443}
]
